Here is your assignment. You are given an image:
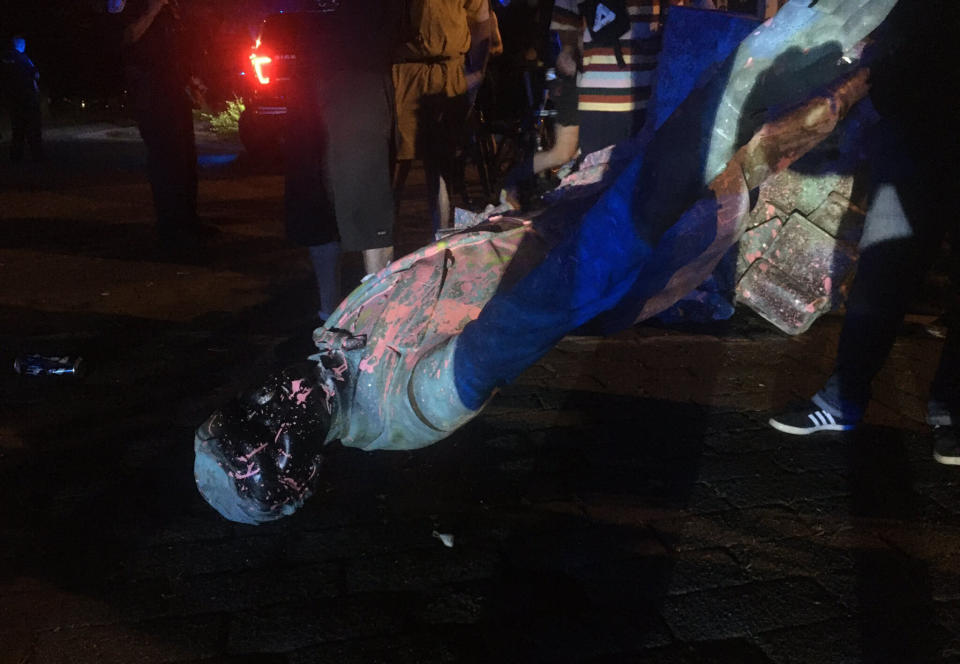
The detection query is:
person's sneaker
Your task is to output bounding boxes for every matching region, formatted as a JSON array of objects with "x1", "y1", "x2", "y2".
[
  {"x1": 768, "y1": 401, "x2": 857, "y2": 435},
  {"x1": 933, "y1": 425, "x2": 960, "y2": 466}
]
